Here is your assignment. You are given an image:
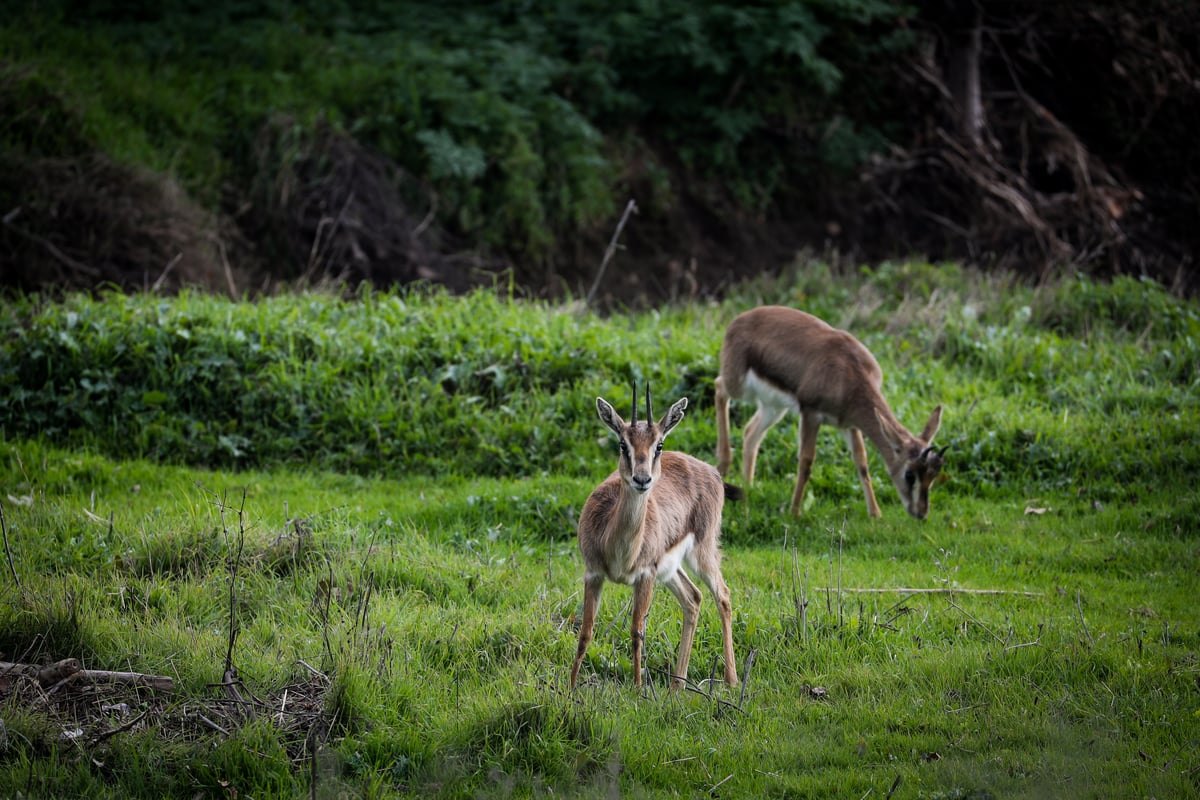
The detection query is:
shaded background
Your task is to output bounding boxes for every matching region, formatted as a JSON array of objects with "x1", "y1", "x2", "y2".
[{"x1": 2, "y1": 0, "x2": 1196, "y2": 303}]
